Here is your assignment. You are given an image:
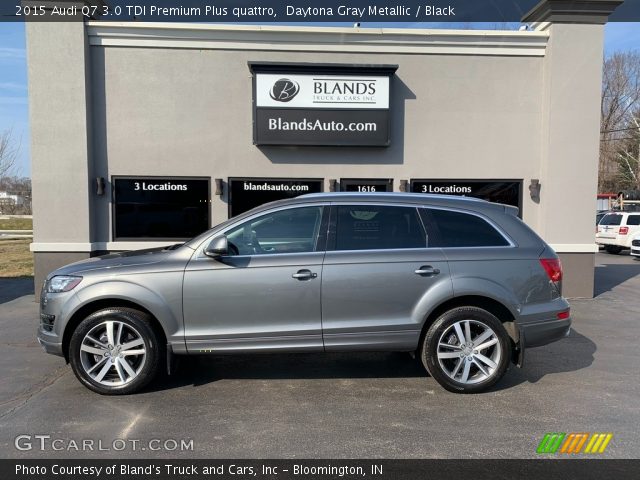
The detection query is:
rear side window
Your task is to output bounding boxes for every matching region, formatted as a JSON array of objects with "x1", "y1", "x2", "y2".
[
  {"x1": 626, "y1": 215, "x2": 640, "y2": 226},
  {"x1": 424, "y1": 209, "x2": 510, "y2": 248},
  {"x1": 600, "y1": 214, "x2": 623, "y2": 226},
  {"x1": 335, "y1": 205, "x2": 426, "y2": 251}
]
